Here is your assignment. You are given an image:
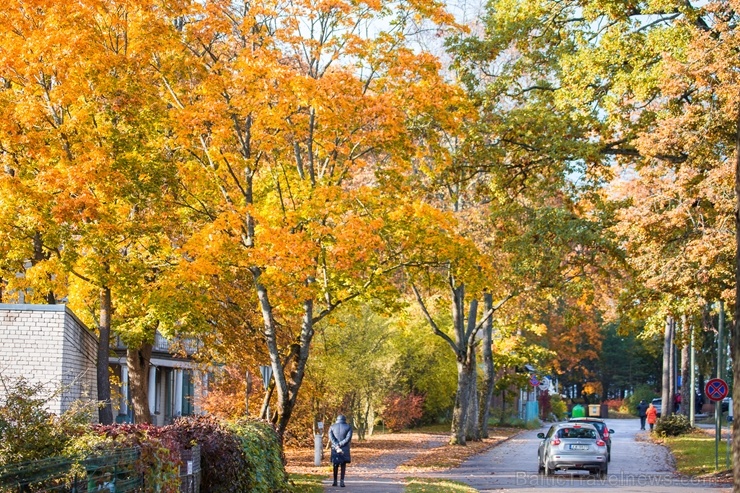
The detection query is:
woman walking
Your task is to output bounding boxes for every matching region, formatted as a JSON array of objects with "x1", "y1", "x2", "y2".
[
  {"x1": 646, "y1": 402, "x2": 658, "y2": 432},
  {"x1": 329, "y1": 414, "x2": 353, "y2": 487}
]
